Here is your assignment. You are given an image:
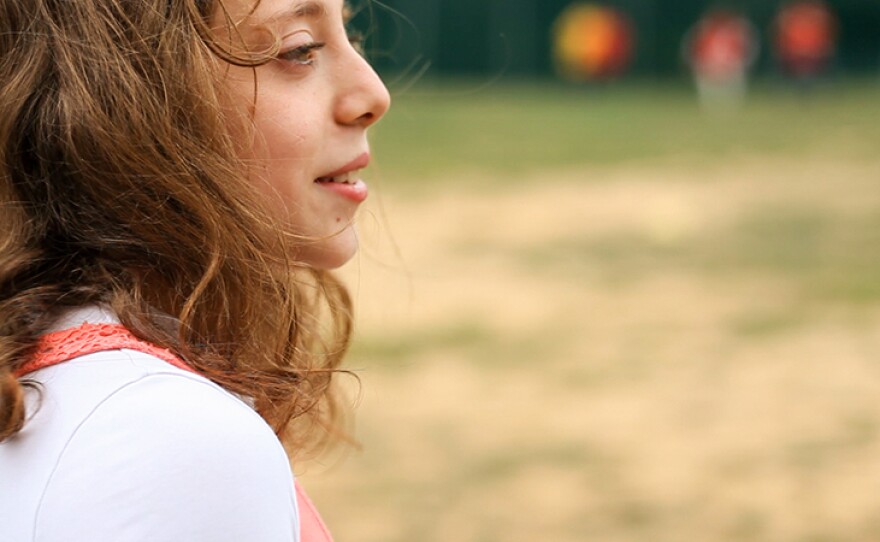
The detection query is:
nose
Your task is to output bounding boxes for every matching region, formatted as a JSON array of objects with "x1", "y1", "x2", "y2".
[{"x1": 334, "y1": 48, "x2": 391, "y2": 128}]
